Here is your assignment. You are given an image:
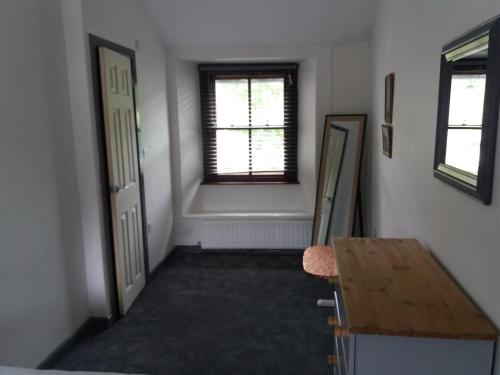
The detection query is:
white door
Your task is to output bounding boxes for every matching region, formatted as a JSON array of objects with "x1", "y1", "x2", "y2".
[{"x1": 99, "y1": 47, "x2": 145, "y2": 315}]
